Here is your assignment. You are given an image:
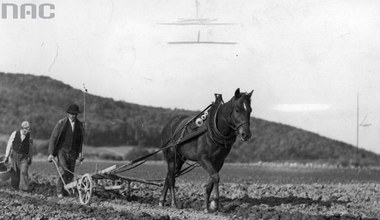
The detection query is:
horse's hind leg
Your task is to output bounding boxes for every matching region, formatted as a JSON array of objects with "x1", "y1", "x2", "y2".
[
  {"x1": 166, "y1": 159, "x2": 177, "y2": 207},
  {"x1": 159, "y1": 148, "x2": 173, "y2": 207},
  {"x1": 159, "y1": 159, "x2": 176, "y2": 207},
  {"x1": 159, "y1": 174, "x2": 169, "y2": 206},
  {"x1": 168, "y1": 153, "x2": 186, "y2": 208},
  {"x1": 159, "y1": 150, "x2": 178, "y2": 207}
]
